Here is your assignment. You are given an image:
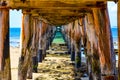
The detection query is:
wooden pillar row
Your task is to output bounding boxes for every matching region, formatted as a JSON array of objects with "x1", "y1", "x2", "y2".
[
  {"x1": 0, "y1": 7, "x2": 11, "y2": 80},
  {"x1": 18, "y1": 10, "x2": 33, "y2": 80},
  {"x1": 118, "y1": 0, "x2": 120, "y2": 79},
  {"x1": 63, "y1": 23, "x2": 75, "y2": 61},
  {"x1": 93, "y1": 6, "x2": 116, "y2": 80}
]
